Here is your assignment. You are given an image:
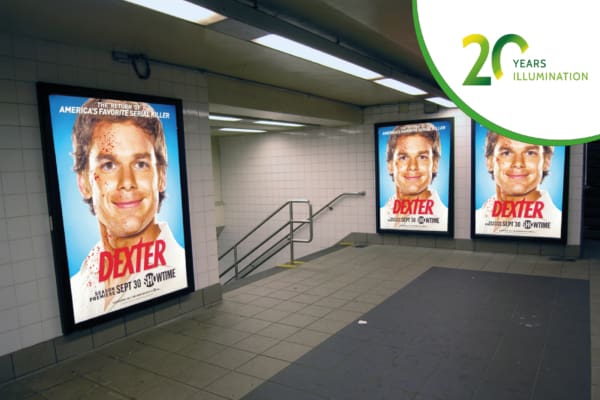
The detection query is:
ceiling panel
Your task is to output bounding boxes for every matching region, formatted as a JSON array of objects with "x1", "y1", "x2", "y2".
[{"x1": 0, "y1": 0, "x2": 441, "y2": 132}]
